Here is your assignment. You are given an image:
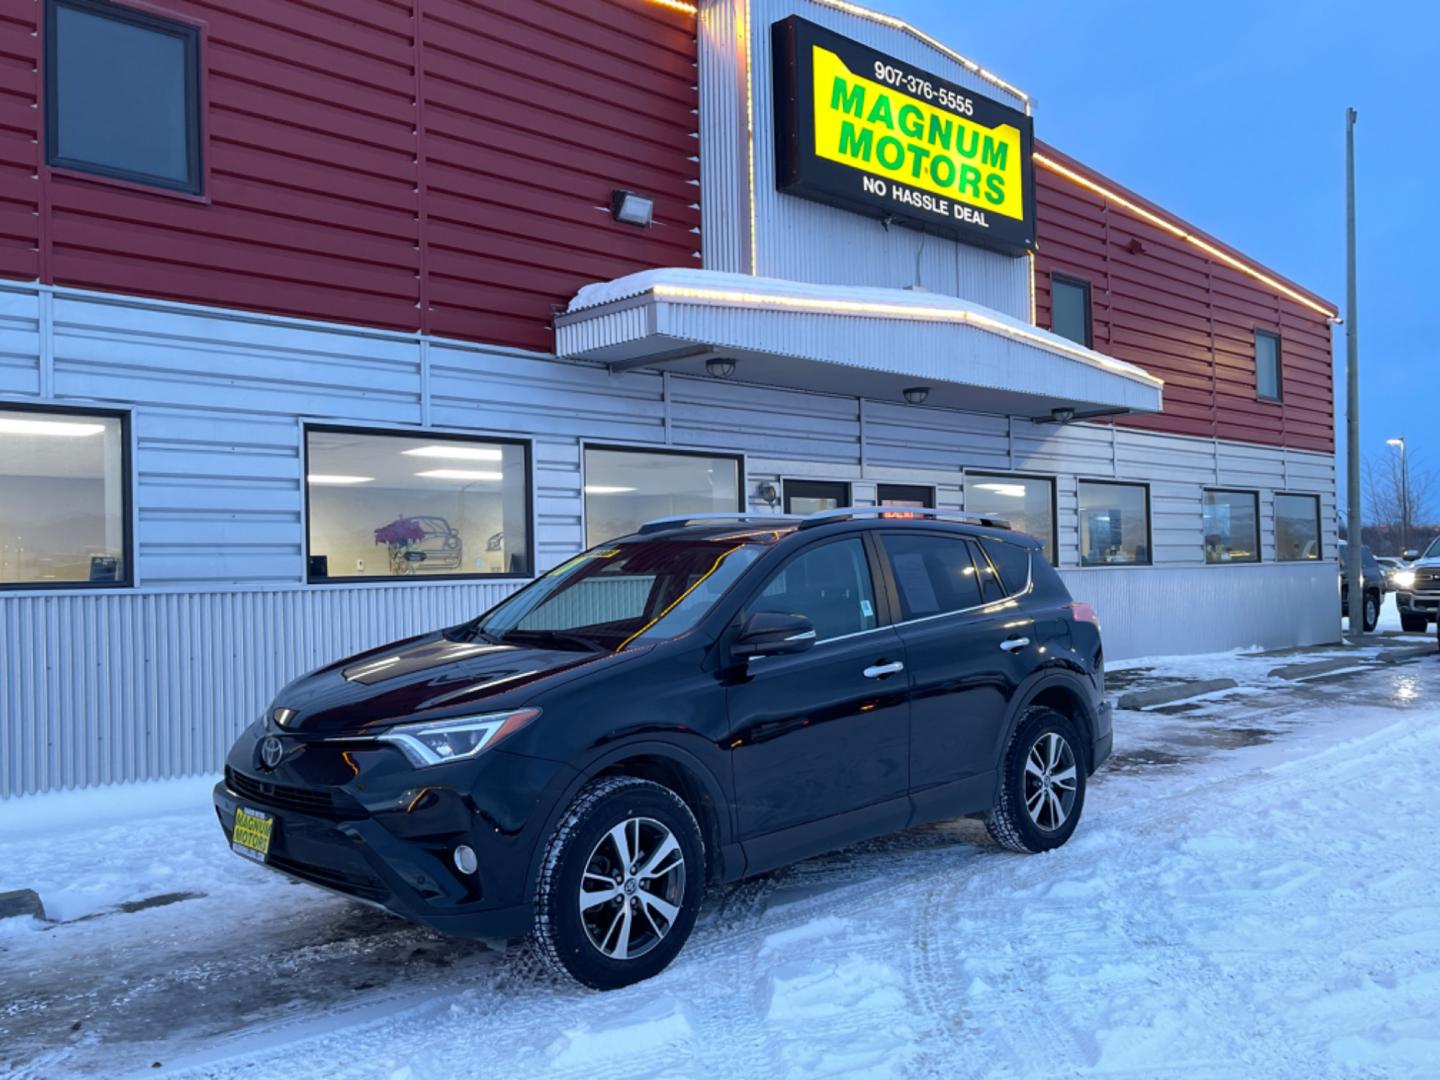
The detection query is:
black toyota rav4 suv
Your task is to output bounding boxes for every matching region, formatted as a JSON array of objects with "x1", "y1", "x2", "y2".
[{"x1": 216, "y1": 508, "x2": 1111, "y2": 989}]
